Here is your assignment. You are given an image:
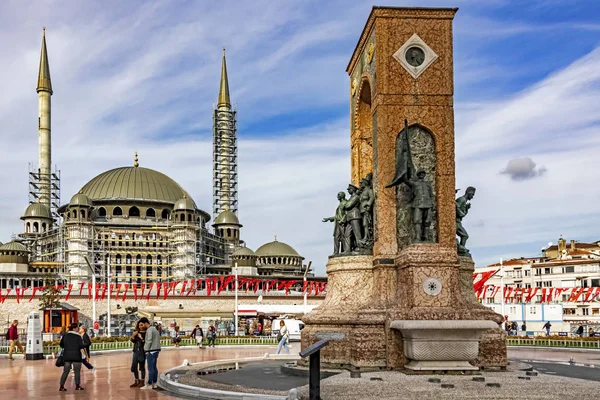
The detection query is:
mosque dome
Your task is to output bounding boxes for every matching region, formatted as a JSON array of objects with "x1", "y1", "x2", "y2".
[
  {"x1": 69, "y1": 192, "x2": 93, "y2": 207},
  {"x1": 256, "y1": 239, "x2": 301, "y2": 257},
  {"x1": 21, "y1": 202, "x2": 51, "y2": 219},
  {"x1": 213, "y1": 210, "x2": 241, "y2": 226},
  {"x1": 174, "y1": 195, "x2": 196, "y2": 211},
  {"x1": 0, "y1": 241, "x2": 29, "y2": 252},
  {"x1": 233, "y1": 246, "x2": 256, "y2": 257},
  {"x1": 79, "y1": 166, "x2": 196, "y2": 206}
]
